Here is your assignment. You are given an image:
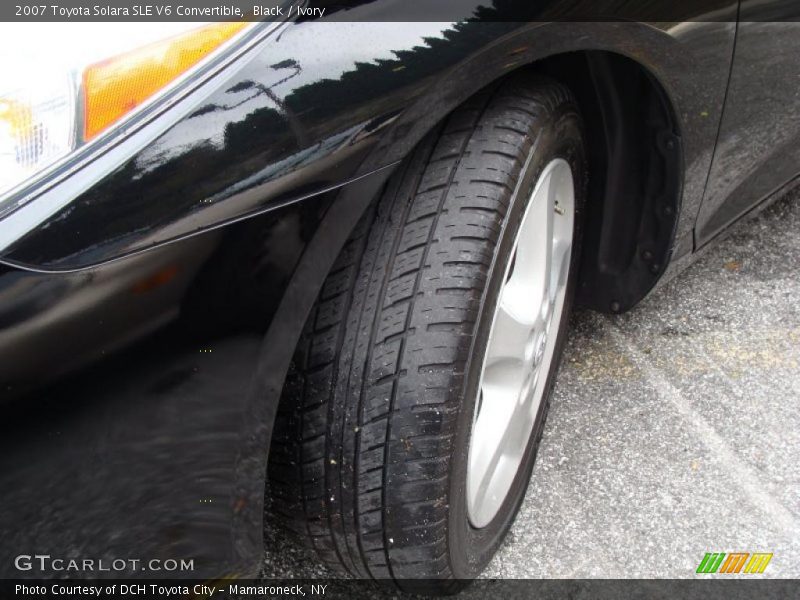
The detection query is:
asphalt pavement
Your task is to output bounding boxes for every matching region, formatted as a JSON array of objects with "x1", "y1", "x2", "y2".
[{"x1": 262, "y1": 189, "x2": 800, "y2": 580}]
